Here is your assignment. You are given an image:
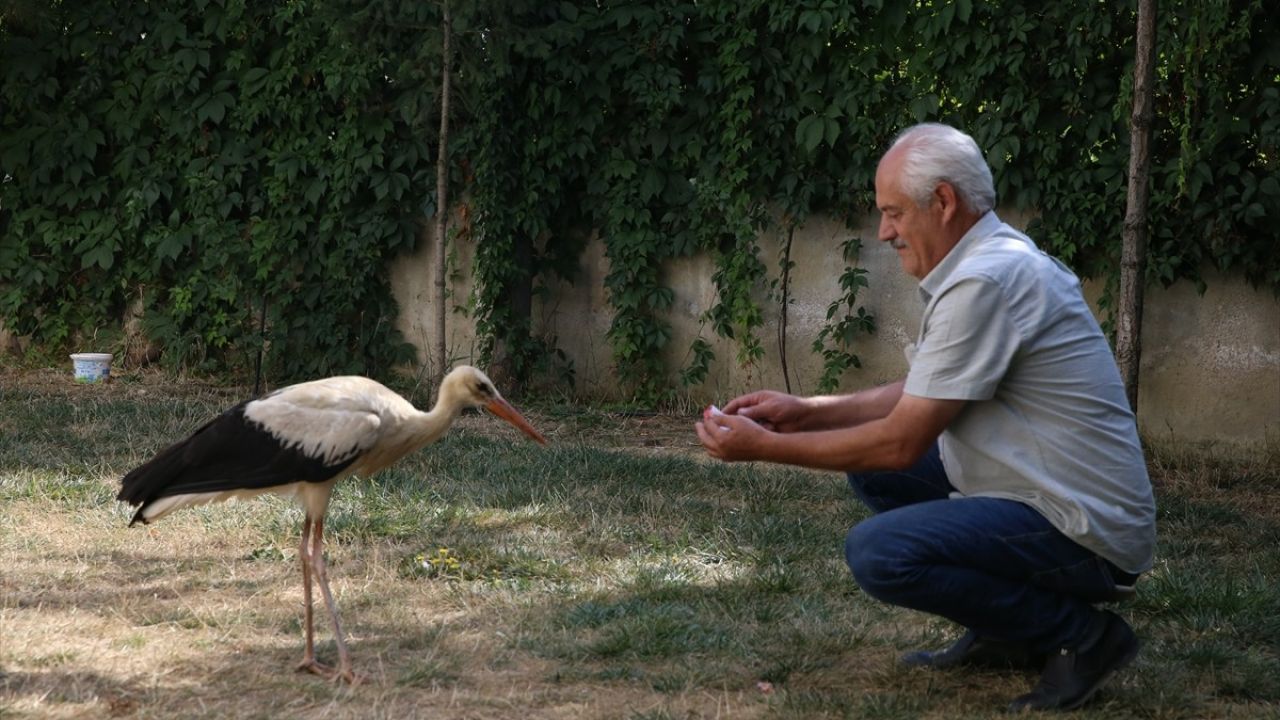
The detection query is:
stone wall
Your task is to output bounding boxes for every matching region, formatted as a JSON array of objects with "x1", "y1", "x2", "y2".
[{"x1": 389, "y1": 211, "x2": 1280, "y2": 446}]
